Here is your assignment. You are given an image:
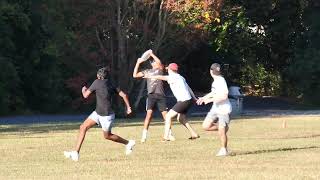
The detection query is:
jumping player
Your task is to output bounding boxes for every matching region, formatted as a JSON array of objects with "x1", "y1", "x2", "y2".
[
  {"x1": 133, "y1": 52, "x2": 175, "y2": 142},
  {"x1": 64, "y1": 67, "x2": 135, "y2": 161},
  {"x1": 197, "y1": 63, "x2": 232, "y2": 156},
  {"x1": 144, "y1": 63, "x2": 199, "y2": 141}
]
